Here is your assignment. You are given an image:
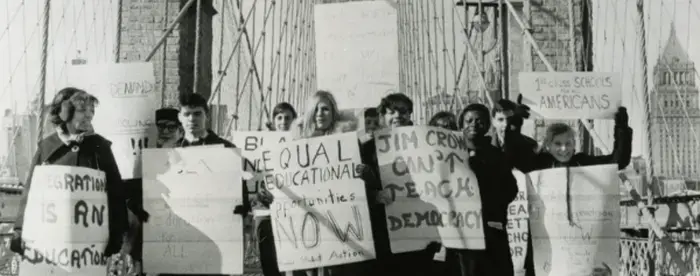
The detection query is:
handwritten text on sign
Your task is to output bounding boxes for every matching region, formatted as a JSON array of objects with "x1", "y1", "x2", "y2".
[
  {"x1": 314, "y1": 1, "x2": 399, "y2": 109},
  {"x1": 518, "y1": 72, "x2": 621, "y2": 119},
  {"x1": 265, "y1": 132, "x2": 375, "y2": 271},
  {"x1": 67, "y1": 62, "x2": 158, "y2": 179},
  {"x1": 375, "y1": 126, "x2": 484, "y2": 253},
  {"x1": 142, "y1": 147, "x2": 244, "y2": 275},
  {"x1": 527, "y1": 164, "x2": 620, "y2": 276},
  {"x1": 508, "y1": 170, "x2": 529, "y2": 276},
  {"x1": 19, "y1": 165, "x2": 110, "y2": 275},
  {"x1": 231, "y1": 131, "x2": 291, "y2": 196}
]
